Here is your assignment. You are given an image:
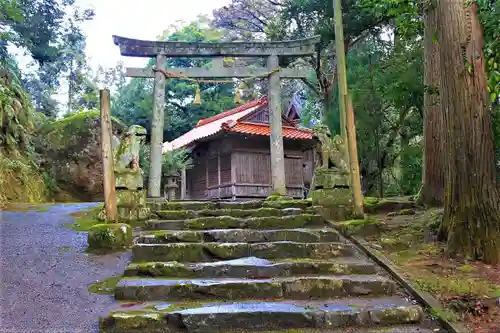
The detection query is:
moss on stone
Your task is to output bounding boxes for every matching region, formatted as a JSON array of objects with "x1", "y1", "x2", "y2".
[
  {"x1": 100, "y1": 309, "x2": 163, "y2": 331},
  {"x1": 335, "y1": 217, "x2": 383, "y2": 236},
  {"x1": 363, "y1": 197, "x2": 380, "y2": 206},
  {"x1": 265, "y1": 193, "x2": 294, "y2": 201},
  {"x1": 125, "y1": 262, "x2": 195, "y2": 277},
  {"x1": 251, "y1": 214, "x2": 323, "y2": 229},
  {"x1": 263, "y1": 199, "x2": 311, "y2": 209},
  {"x1": 204, "y1": 243, "x2": 249, "y2": 259},
  {"x1": 371, "y1": 306, "x2": 423, "y2": 324},
  {"x1": 162, "y1": 301, "x2": 205, "y2": 312},
  {"x1": 156, "y1": 210, "x2": 196, "y2": 220},
  {"x1": 161, "y1": 201, "x2": 216, "y2": 211},
  {"x1": 148, "y1": 243, "x2": 205, "y2": 262},
  {"x1": 197, "y1": 207, "x2": 285, "y2": 218},
  {"x1": 88, "y1": 275, "x2": 122, "y2": 294},
  {"x1": 185, "y1": 216, "x2": 242, "y2": 229},
  {"x1": 364, "y1": 198, "x2": 417, "y2": 214},
  {"x1": 87, "y1": 223, "x2": 132, "y2": 251}
]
